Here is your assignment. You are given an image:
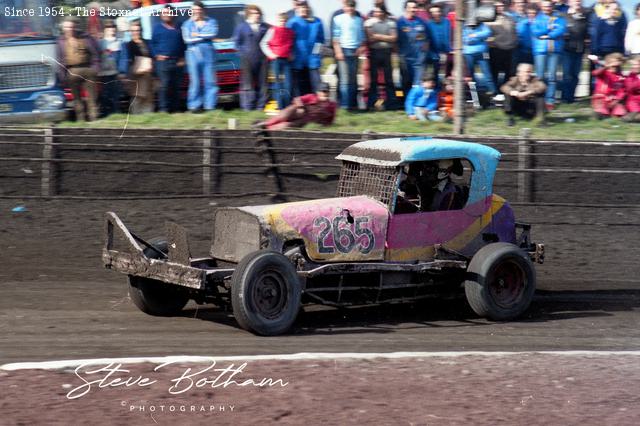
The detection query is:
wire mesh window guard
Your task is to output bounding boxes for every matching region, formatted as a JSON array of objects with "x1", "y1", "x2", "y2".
[{"x1": 336, "y1": 161, "x2": 398, "y2": 207}]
